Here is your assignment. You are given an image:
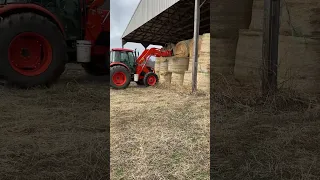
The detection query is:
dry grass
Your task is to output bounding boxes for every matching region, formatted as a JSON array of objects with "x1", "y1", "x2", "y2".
[
  {"x1": 211, "y1": 76, "x2": 320, "y2": 179},
  {"x1": 0, "y1": 64, "x2": 109, "y2": 180},
  {"x1": 110, "y1": 83, "x2": 210, "y2": 179}
]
